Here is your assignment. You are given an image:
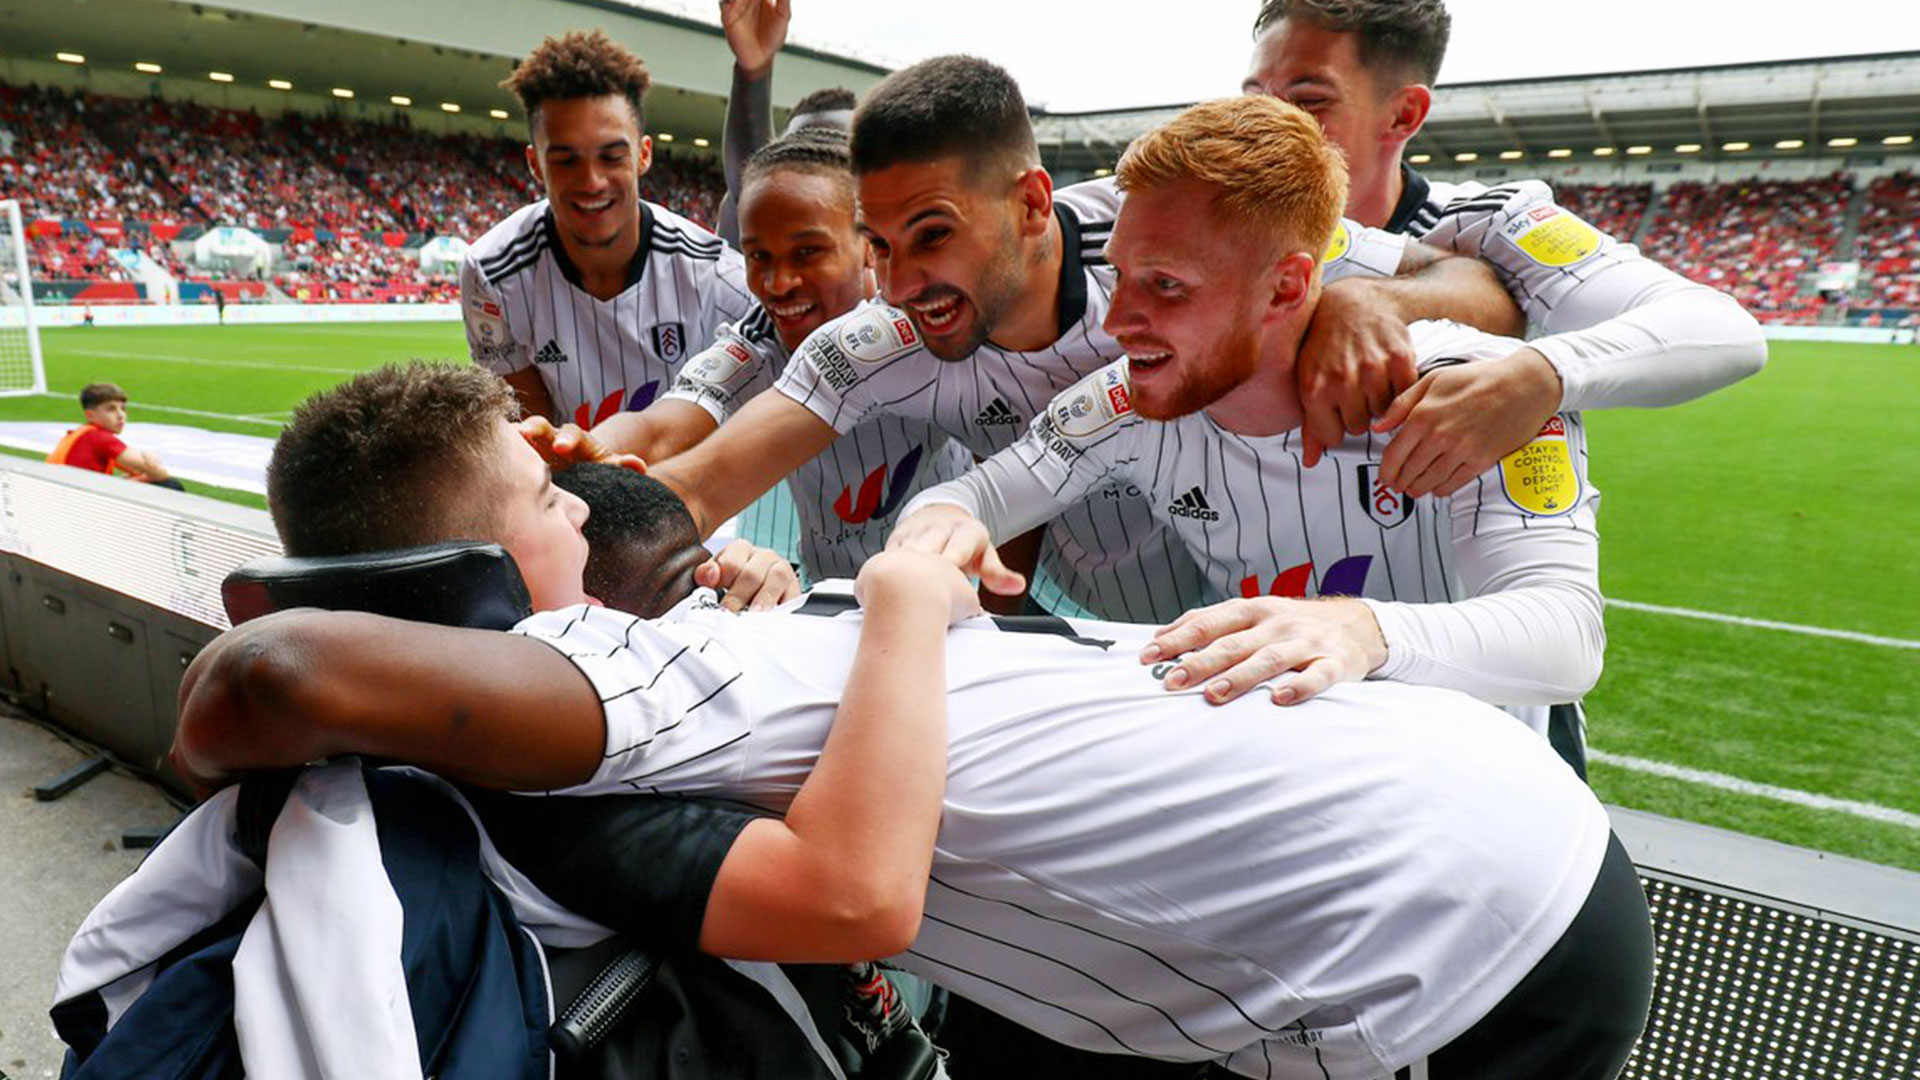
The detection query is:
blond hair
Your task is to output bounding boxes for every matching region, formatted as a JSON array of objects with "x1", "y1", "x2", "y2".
[{"x1": 1116, "y1": 96, "x2": 1348, "y2": 260}]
